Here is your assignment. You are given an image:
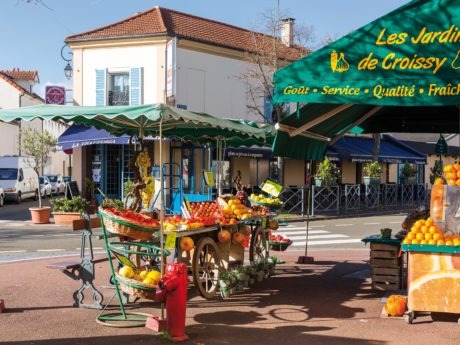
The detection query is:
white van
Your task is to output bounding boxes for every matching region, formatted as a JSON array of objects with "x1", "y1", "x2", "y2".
[{"x1": 0, "y1": 156, "x2": 39, "y2": 203}]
